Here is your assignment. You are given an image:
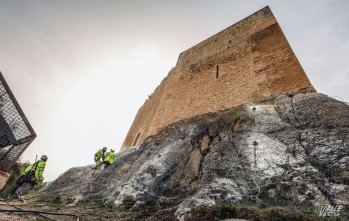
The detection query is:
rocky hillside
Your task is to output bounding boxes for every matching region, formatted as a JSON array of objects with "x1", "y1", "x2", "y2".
[{"x1": 44, "y1": 91, "x2": 349, "y2": 220}]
